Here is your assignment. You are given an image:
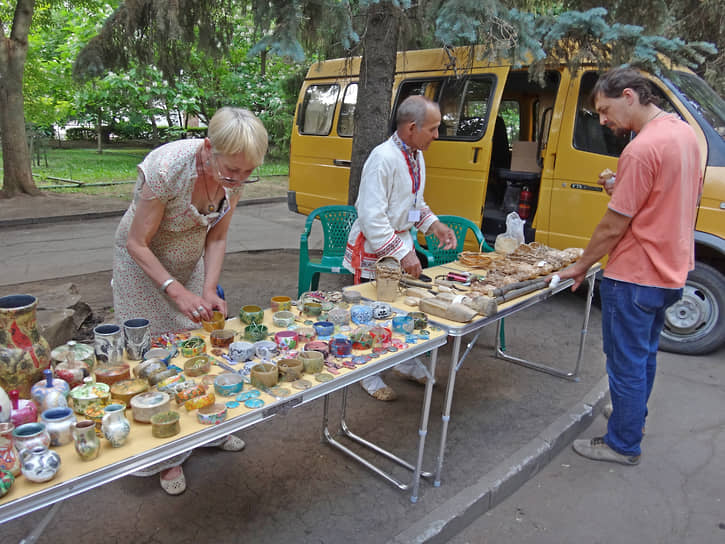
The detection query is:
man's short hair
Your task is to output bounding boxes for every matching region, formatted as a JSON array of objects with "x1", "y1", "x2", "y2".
[
  {"x1": 397, "y1": 95, "x2": 438, "y2": 130},
  {"x1": 591, "y1": 67, "x2": 660, "y2": 106}
]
